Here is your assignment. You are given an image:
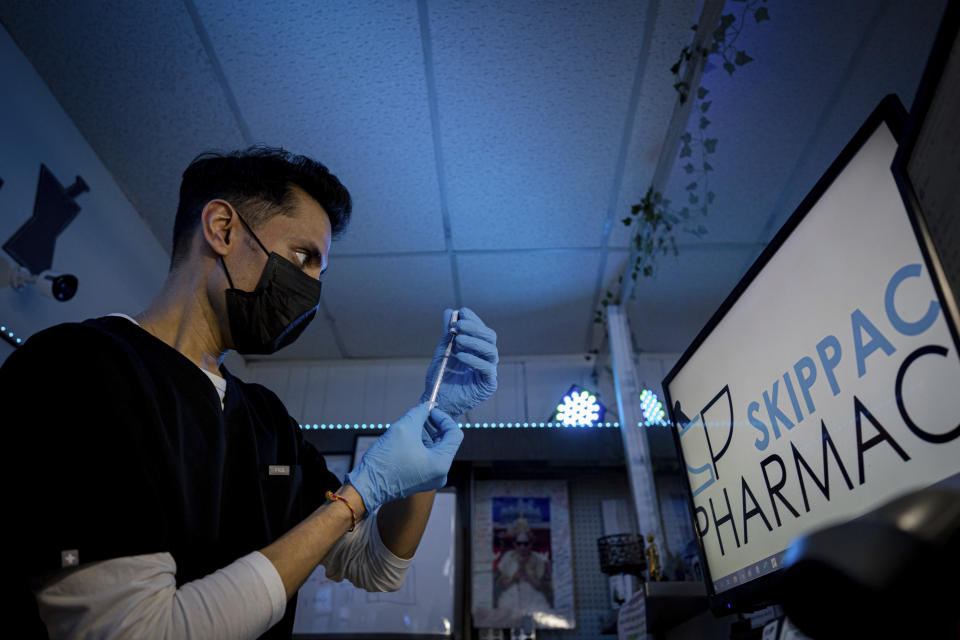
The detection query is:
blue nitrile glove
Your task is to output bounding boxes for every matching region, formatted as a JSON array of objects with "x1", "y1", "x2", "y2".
[
  {"x1": 420, "y1": 307, "x2": 498, "y2": 418},
  {"x1": 347, "y1": 404, "x2": 463, "y2": 514}
]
